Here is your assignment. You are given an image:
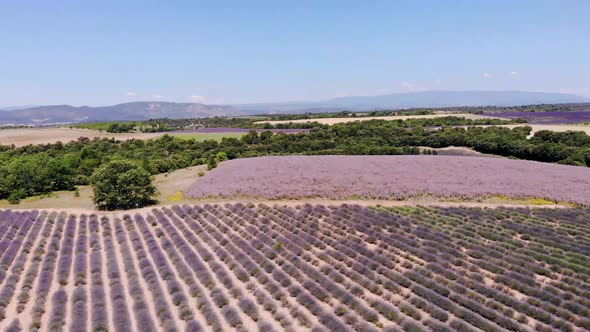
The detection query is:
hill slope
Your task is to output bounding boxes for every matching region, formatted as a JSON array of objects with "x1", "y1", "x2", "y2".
[
  {"x1": 1, "y1": 91, "x2": 588, "y2": 125},
  {"x1": 0, "y1": 102, "x2": 242, "y2": 126}
]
